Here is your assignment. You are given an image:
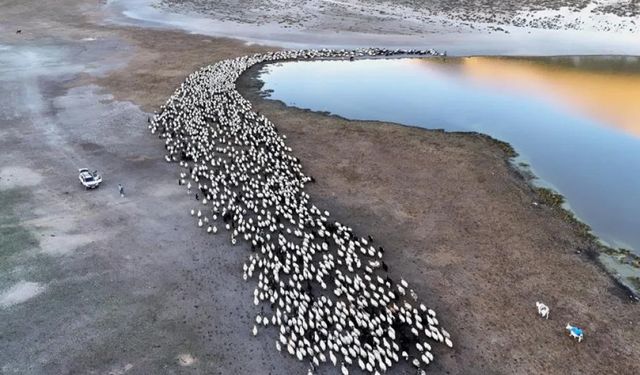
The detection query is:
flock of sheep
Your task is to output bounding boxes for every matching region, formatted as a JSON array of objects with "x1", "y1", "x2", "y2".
[{"x1": 149, "y1": 48, "x2": 452, "y2": 374}]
